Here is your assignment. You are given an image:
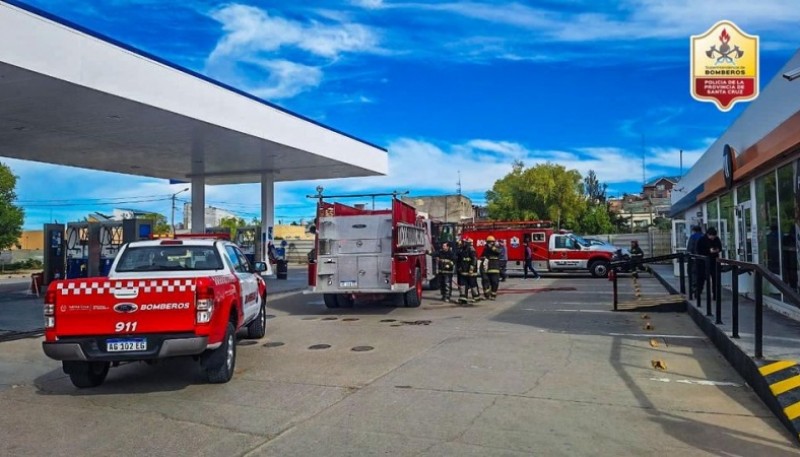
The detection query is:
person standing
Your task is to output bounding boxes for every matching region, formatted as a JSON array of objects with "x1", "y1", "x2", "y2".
[
  {"x1": 456, "y1": 238, "x2": 481, "y2": 305},
  {"x1": 498, "y1": 239, "x2": 508, "y2": 282},
  {"x1": 629, "y1": 240, "x2": 645, "y2": 276},
  {"x1": 696, "y1": 226, "x2": 723, "y2": 300},
  {"x1": 523, "y1": 240, "x2": 541, "y2": 279},
  {"x1": 686, "y1": 225, "x2": 703, "y2": 294},
  {"x1": 481, "y1": 235, "x2": 502, "y2": 300},
  {"x1": 436, "y1": 241, "x2": 456, "y2": 302}
]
